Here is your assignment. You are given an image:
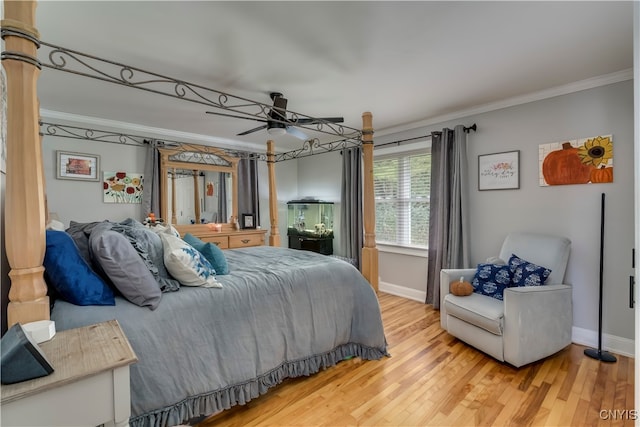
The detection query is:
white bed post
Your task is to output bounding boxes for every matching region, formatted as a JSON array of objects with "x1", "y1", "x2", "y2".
[
  {"x1": 361, "y1": 112, "x2": 379, "y2": 291},
  {"x1": 2, "y1": 0, "x2": 50, "y2": 326},
  {"x1": 266, "y1": 140, "x2": 280, "y2": 247}
]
